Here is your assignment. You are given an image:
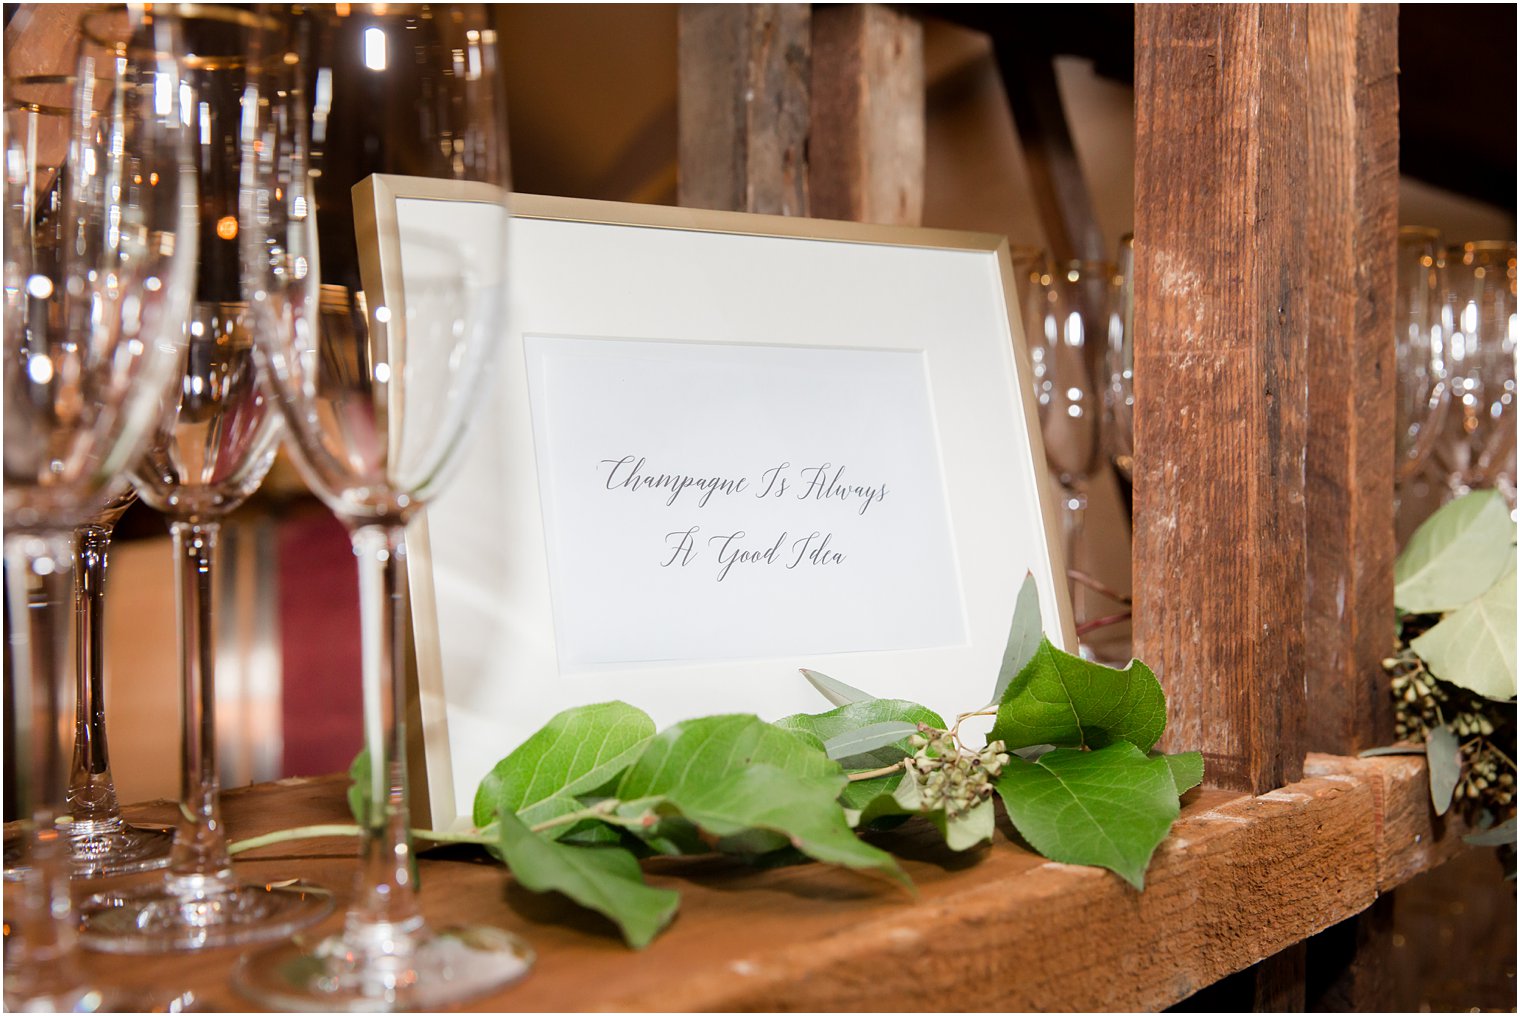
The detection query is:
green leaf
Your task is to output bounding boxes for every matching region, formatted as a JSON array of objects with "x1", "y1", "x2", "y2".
[
  {"x1": 1154, "y1": 751, "x2": 1204, "y2": 795},
  {"x1": 1425, "y1": 723, "x2": 1461, "y2": 817},
  {"x1": 994, "y1": 742, "x2": 1179, "y2": 889},
  {"x1": 1410, "y1": 560, "x2": 1517, "y2": 700},
  {"x1": 474, "y1": 702, "x2": 656, "y2": 829},
  {"x1": 822, "y1": 722, "x2": 921, "y2": 761},
  {"x1": 1464, "y1": 818, "x2": 1517, "y2": 847},
  {"x1": 659, "y1": 765, "x2": 910, "y2": 889},
  {"x1": 988, "y1": 572, "x2": 1043, "y2": 707},
  {"x1": 800, "y1": 668, "x2": 874, "y2": 707},
  {"x1": 616, "y1": 714, "x2": 838, "y2": 801},
  {"x1": 886, "y1": 768, "x2": 995, "y2": 852},
  {"x1": 991, "y1": 638, "x2": 1167, "y2": 752},
  {"x1": 776, "y1": 699, "x2": 944, "y2": 769},
  {"x1": 1394, "y1": 490, "x2": 1516, "y2": 614},
  {"x1": 496, "y1": 810, "x2": 679, "y2": 949}
]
